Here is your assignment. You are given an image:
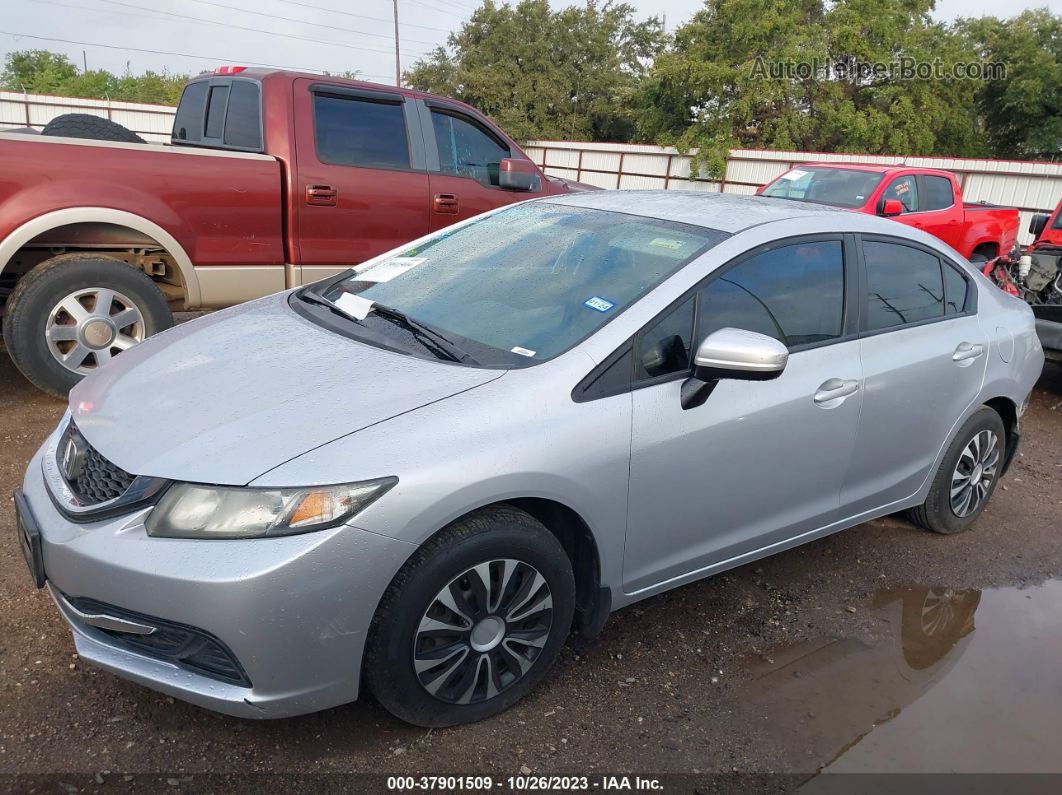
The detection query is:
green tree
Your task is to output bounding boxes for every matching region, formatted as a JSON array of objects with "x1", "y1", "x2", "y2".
[
  {"x1": 960, "y1": 9, "x2": 1062, "y2": 158},
  {"x1": 1, "y1": 50, "x2": 189, "y2": 105},
  {"x1": 637, "y1": 0, "x2": 988, "y2": 177},
  {"x1": 404, "y1": 0, "x2": 664, "y2": 142}
]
